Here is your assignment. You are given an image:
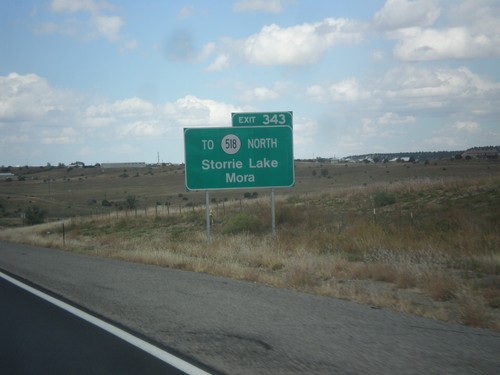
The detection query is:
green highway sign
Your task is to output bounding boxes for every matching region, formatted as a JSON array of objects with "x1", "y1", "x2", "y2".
[
  {"x1": 184, "y1": 126, "x2": 294, "y2": 190},
  {"x1": 232, "y1": 111, "x2": 293, "y2": 127}
]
